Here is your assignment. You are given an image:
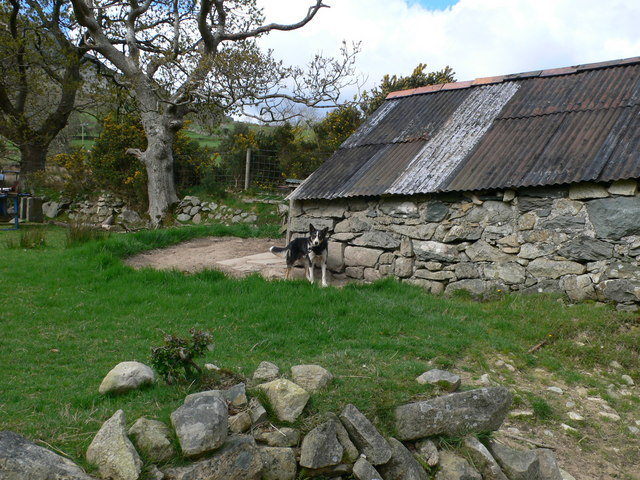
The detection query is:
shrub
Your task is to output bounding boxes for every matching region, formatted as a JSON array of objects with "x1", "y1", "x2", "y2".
[{"x1": 150, "y1": 329, "x2": 214, "y2": 384}]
